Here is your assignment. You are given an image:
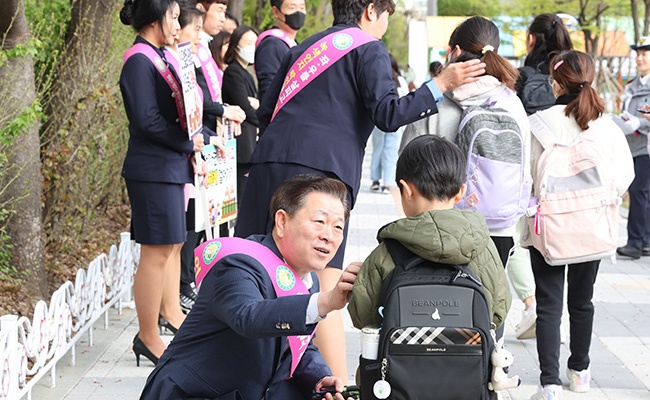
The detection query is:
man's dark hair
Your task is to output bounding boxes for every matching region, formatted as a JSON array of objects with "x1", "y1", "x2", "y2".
[
  {"x1": 270, "y1": 0, "x2": 284, "y2": 9},
  {"x1": 396, "y1": 136, "x2": 466, "y2": 202},
  {"x1": 332, "y1": 0, "x2": 395, "y2": 25},
  {"x1": 225, "y1": 11, "x2": 239, "y2": 25},
  {"x1": 178, "y1": 0, "x2": 204, "y2": 29},
  {"x1": 270, "y1": 174, "x2": 350, "y2": 223}
]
